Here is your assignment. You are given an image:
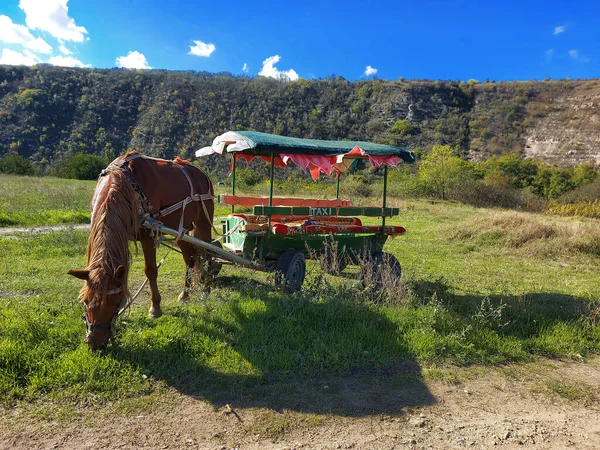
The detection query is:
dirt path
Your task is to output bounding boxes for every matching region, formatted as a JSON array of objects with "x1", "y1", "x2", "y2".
[
  {"x1": 0, "y1": 224, "x2": 90, "y2": 236},
  {"x1": 2, "y1": 358, "x2": 599, "y2": 450}
]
